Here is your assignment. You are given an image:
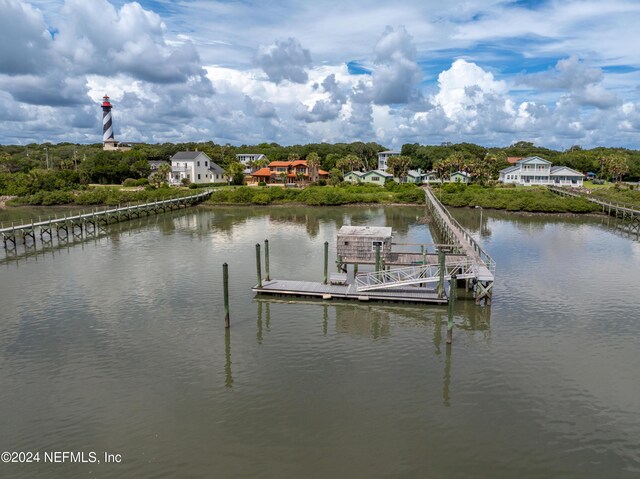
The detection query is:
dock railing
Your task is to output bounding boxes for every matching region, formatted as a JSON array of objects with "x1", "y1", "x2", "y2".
[{"x1": 424, "y1": 187, "x2": 496, "y2": 276}]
